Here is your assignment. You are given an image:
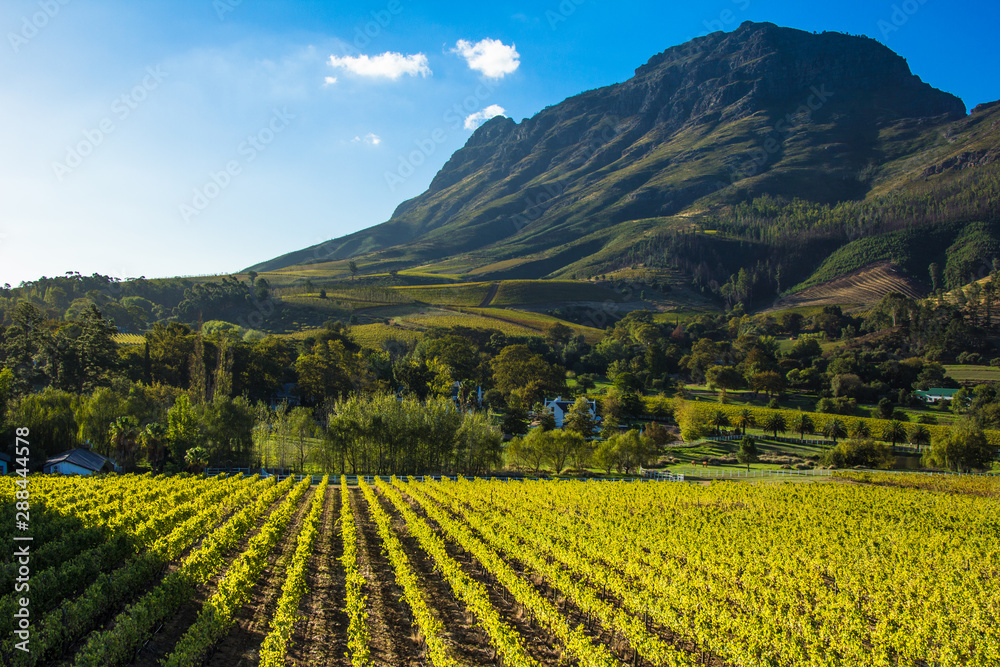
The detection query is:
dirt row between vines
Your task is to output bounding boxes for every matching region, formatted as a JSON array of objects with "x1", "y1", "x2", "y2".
[
  {"x1": 48, "y1": 479, "x2": 267, "y2": 666},
  {"x1": 127, "y1": 483, "x2": 306, "y2": 667},
  {"x1": 205, "y1": 485, "x2": 319, "y2": 666},
  {"x1": 395, "y1": 483, "x2": 730, "y2": 667},
  {"x1": 369, "y1": 485, "x2": 496, "y2": 666},
  {"x1": 349, "y1": 486, "x2": 422, "y2": 666},
  {"x1": 385, "y1": 483, "x2": 570, "y2": 665},
  {"x1": 288, "y1": 485, "x2": 348, "y2": 666}
]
